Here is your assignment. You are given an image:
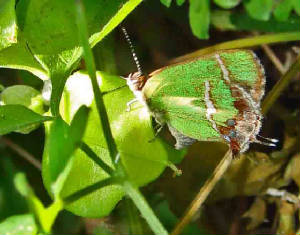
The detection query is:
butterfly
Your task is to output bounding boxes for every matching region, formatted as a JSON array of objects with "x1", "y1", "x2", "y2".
[{"x1": 122, "y1": 29, "x2": 277, "y2": 155}]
